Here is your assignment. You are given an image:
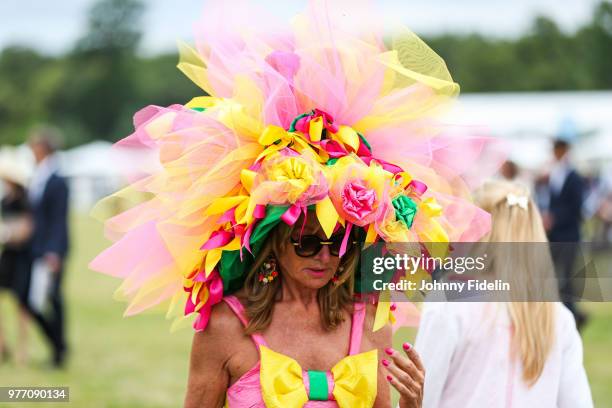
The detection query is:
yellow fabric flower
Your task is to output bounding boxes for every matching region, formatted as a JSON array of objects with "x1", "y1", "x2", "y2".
[{"x1": 266, "y1": 156, "x2": 316, "y2": 203}]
